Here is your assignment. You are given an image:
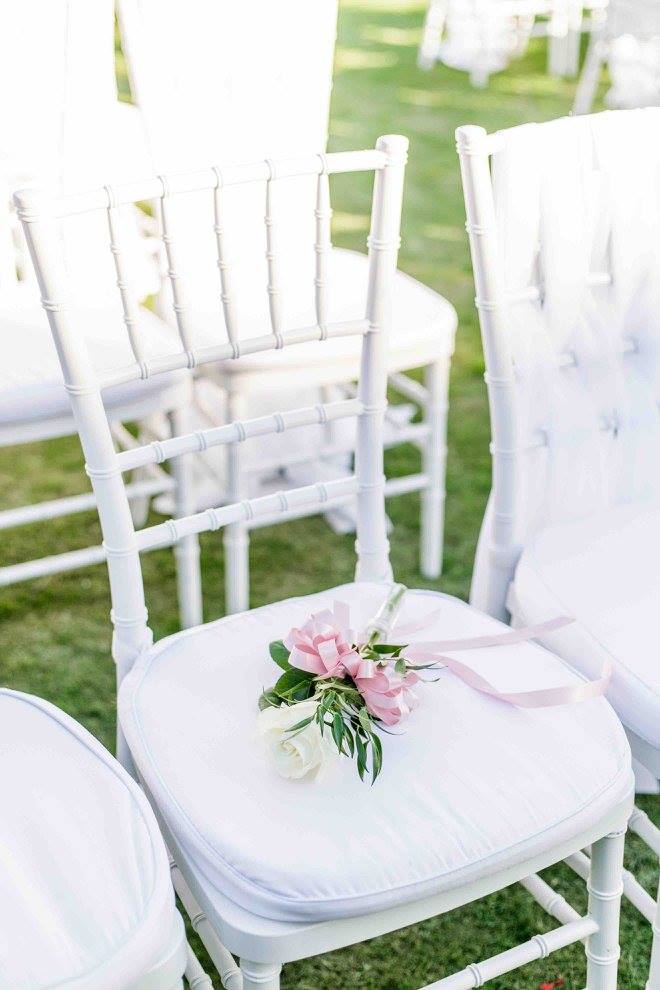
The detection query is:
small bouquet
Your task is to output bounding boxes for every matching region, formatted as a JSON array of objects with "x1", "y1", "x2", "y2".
[
  {"x1": 258, "y1": 584, "x2": 423, "y2": 783},
  {"x1": 257, "y1": 585, "x2": 591, "y2": 784}
]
